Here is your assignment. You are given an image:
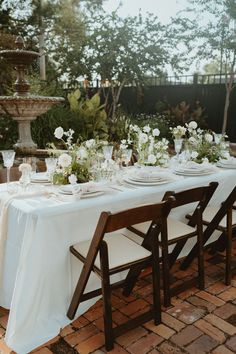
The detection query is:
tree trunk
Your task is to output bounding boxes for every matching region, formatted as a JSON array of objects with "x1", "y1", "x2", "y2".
[
  {"x1": 222, "y1": 52, "x2": 236, "y2": 134},
  {"x1": 110, "y1": 79, "x2": 126, "y2": 122}
]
